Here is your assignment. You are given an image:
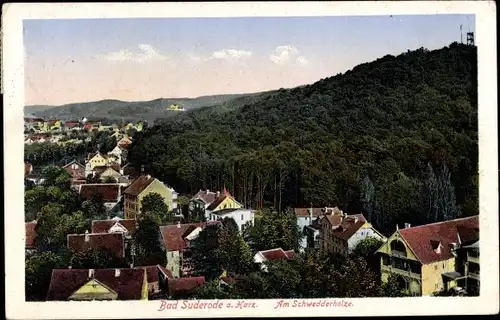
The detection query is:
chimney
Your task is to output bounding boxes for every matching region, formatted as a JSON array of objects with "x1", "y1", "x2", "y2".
[
  {"x1": 177, "y1": 221, "x2": 181, "y2": 228},
  {"x1": 141, "y1": 165, "x2": 145, "y2": 174},
  {"x1": 146, "y1": 174, "x2": 151, "y2": 180},
  {"x1": 404, "y1": 223, "x2": 411, "y2": 229},
  {"x1": 88, "y1": 269, "x2": 94, "y2": 278},
  {"x1": 206, "y1": 189, "x2": 210, "y2": 194},
  {"x1": 115, "y1": 269, "x2": 121, "y2": 277},
  {"x1": 84, "y1": 230, "x2": 90, "y2": 242},
  {"x1": 216, "y1": 191, "x2": 220, "y2": 197}
]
